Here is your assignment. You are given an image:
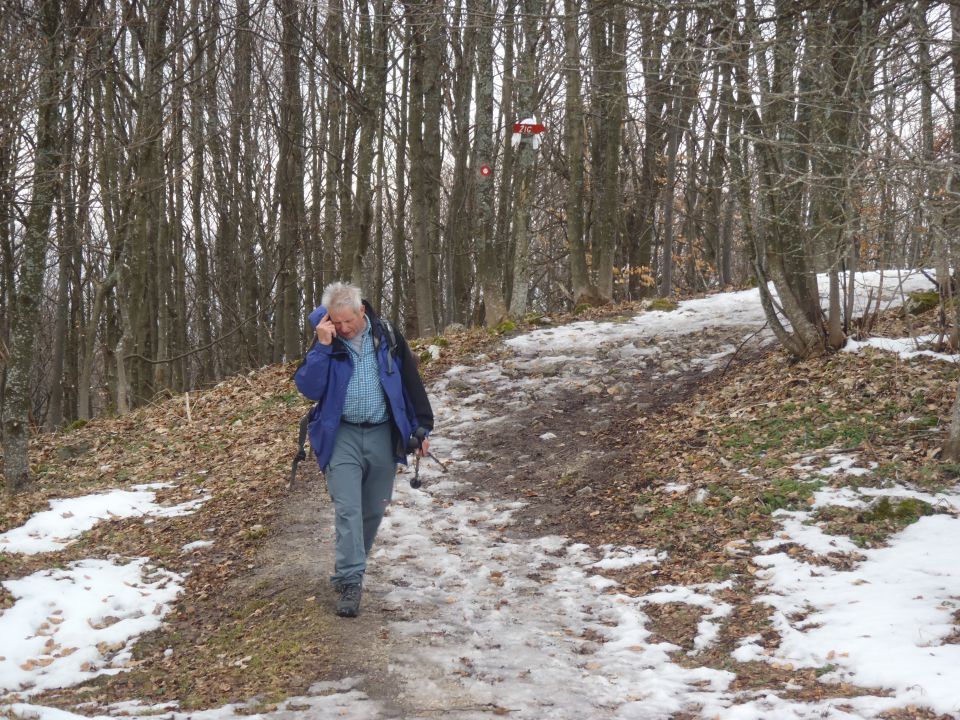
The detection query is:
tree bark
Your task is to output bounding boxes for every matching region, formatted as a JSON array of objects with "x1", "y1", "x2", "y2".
[
  {"x1": 391, "y1": 21, "x2": 411, "y2": 328},
  {"x1": 323, "y1": 0, "x2": 344, "y2": 285},
  {"x1": 189, "y1": 0, "x2": 214, "y2": 384},
  {"x1": 4, "y1": 0, "x2": 63, "y2": 492},
  {"x1": 496, "y1": 1, "x2": 517, "y2": 307},
  {"x1": 119, "y1": 0, "x2": 173, "y2": 405},
  {"x1": 443, "y1": 0, "x2": 476, "y2": 325},
  {"x1": 588, "y1": 0, "x2": 626, "y2": 302},
  {"x1": 563, "y1": 0, "x2": 600, "y2": 307},
  {"x1": 406, "y1": 0, "x2": 440, "y2": 336},
  {"x1": 507, "y1": 0, "x2": 543, "y2": 318},
  {"x1": 943, "y1": 3, "x2": 960, "y2": 460},
  {"x1": 276, "y1": 0, "x2": 306, "y2": 361},
  {"x1": 626, "y1": 6, "x2": 668, "y2": 299},
  {"x1": 473, "y1": 0, "x2": 507, "y2": 326},
  {"x1": 47, "y1": 101, "x2": 74, "y2": 430}
]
